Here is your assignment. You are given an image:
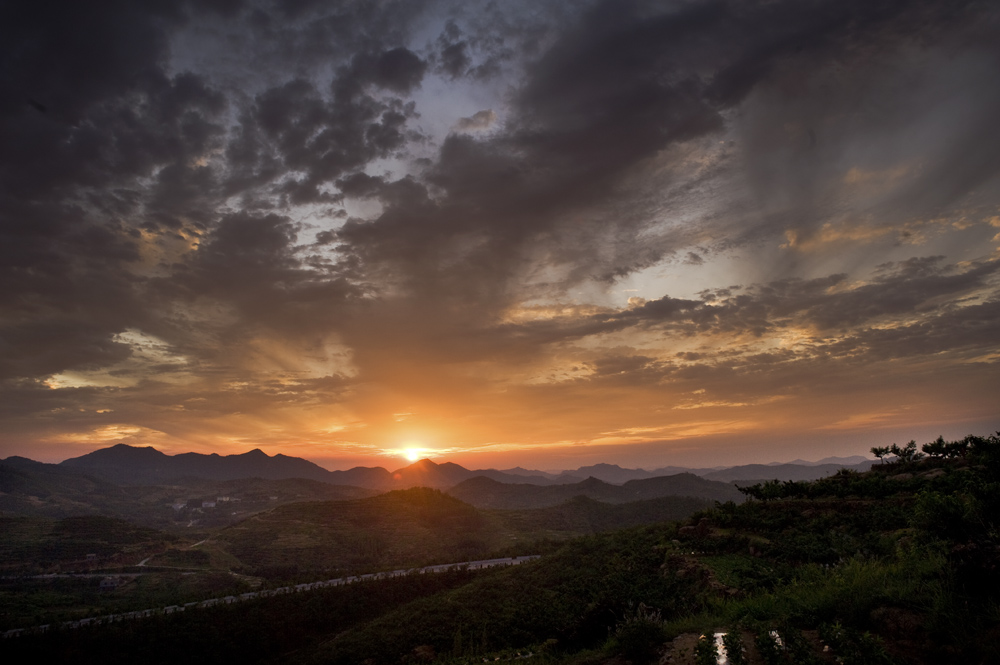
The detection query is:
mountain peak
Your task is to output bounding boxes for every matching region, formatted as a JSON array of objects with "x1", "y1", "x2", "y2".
[
  {"x1": 240, "y1": 448, "x2": 269, "y2": 458},
  {"x1": 63, "y1": 443, "x2": 167, "y2": 462},
  {"x1": 395, "y1": 458, "x2": 440, "y2": 473}
]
